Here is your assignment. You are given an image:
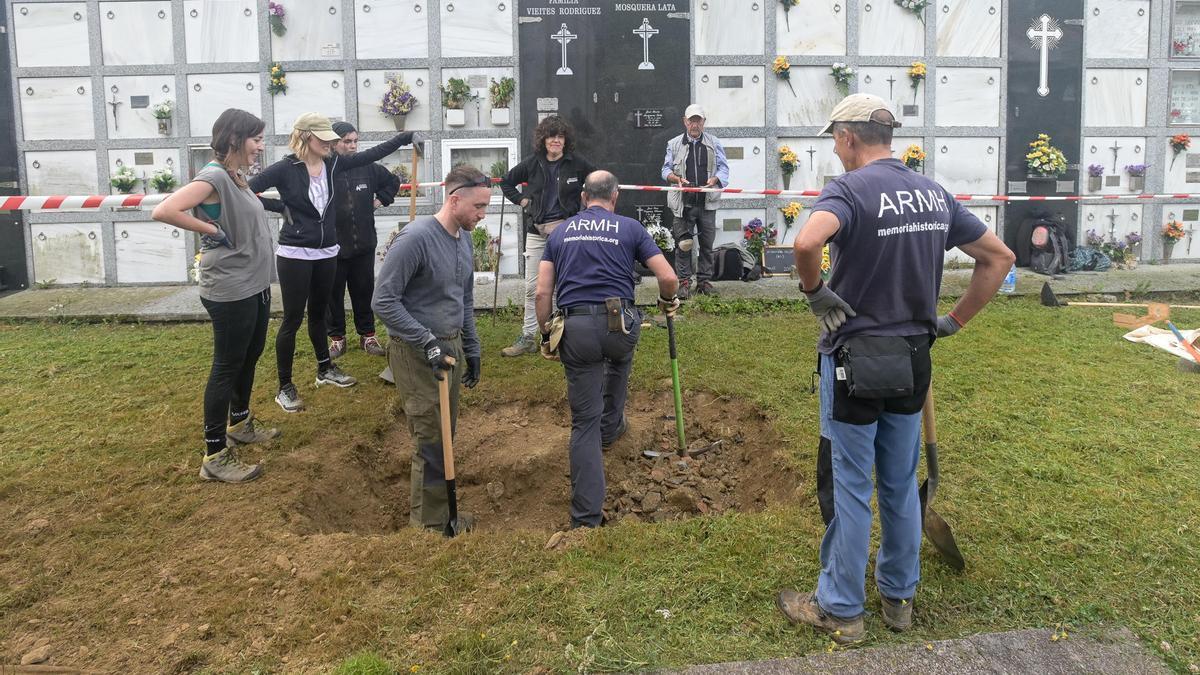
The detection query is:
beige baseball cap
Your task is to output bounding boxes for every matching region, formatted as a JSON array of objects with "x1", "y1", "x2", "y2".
[
  {"x1": 818, "y1": 94, "x2": 902, "y2": 135},
  {"x1": 684, "y1": 103, "x2": 706, "y2": 120},
  {"x1": 293, "y1": 112, "x2": 341, "y2": 142}
]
